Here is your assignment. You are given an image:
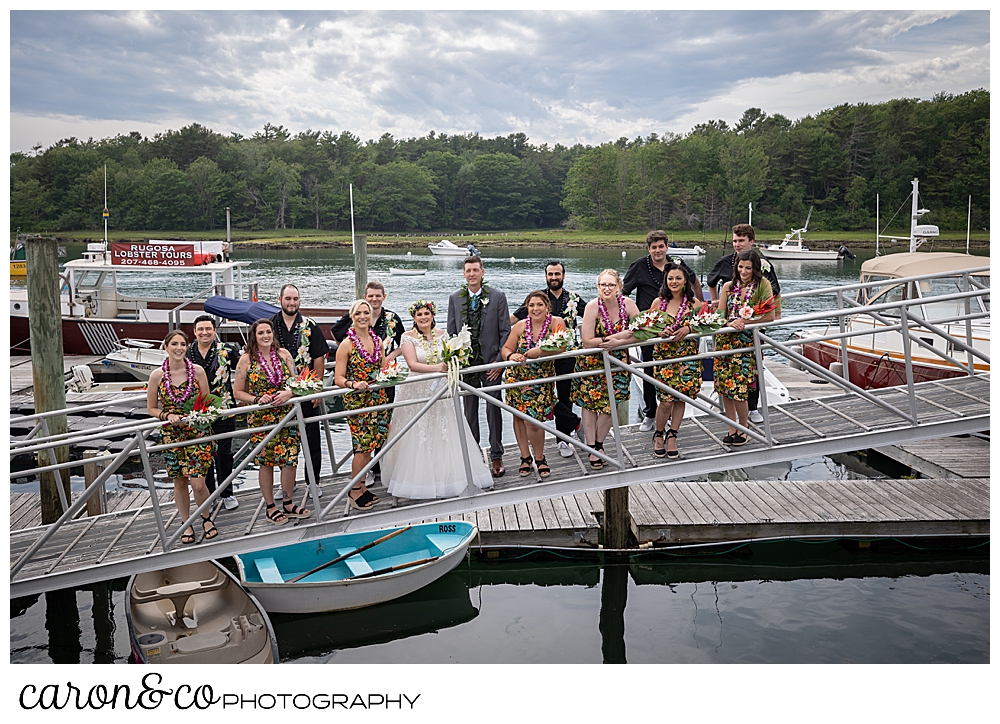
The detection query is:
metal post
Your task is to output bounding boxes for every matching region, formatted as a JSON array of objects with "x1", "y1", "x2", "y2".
[
  {"x1": 750, "y1": 330, "x2": 772, "y2": 445},
  {"x1": 354, "y1": 234, "x2": 368, "y2": 301},
  {"x1": 897, "y1": 303, "x2": 918, "y2": 423},
  {"x1": 452, "y1": 386, "x2": 479, "y2": 496},
  {"x1": 601, "y1": 350, "x2": 626, "y2": 470},
  {"x1": 836, "y1": 289, "x2": 851, "y2": 385},
  {"x1": 136, "y1": 431, "x2": 170, "y2": 552},
  {"x1": 320, "y1": 399, "x2": 339, "y2": 472},
  {"x1": 963, "y1": 274, "x2": 974, "y2": 377},
  {"x1": 38, "y1": 418, "x2": 69, "y2": 514},
  {"x1": 294, "y1": 400, "x2": 323, "y2": 520}
]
